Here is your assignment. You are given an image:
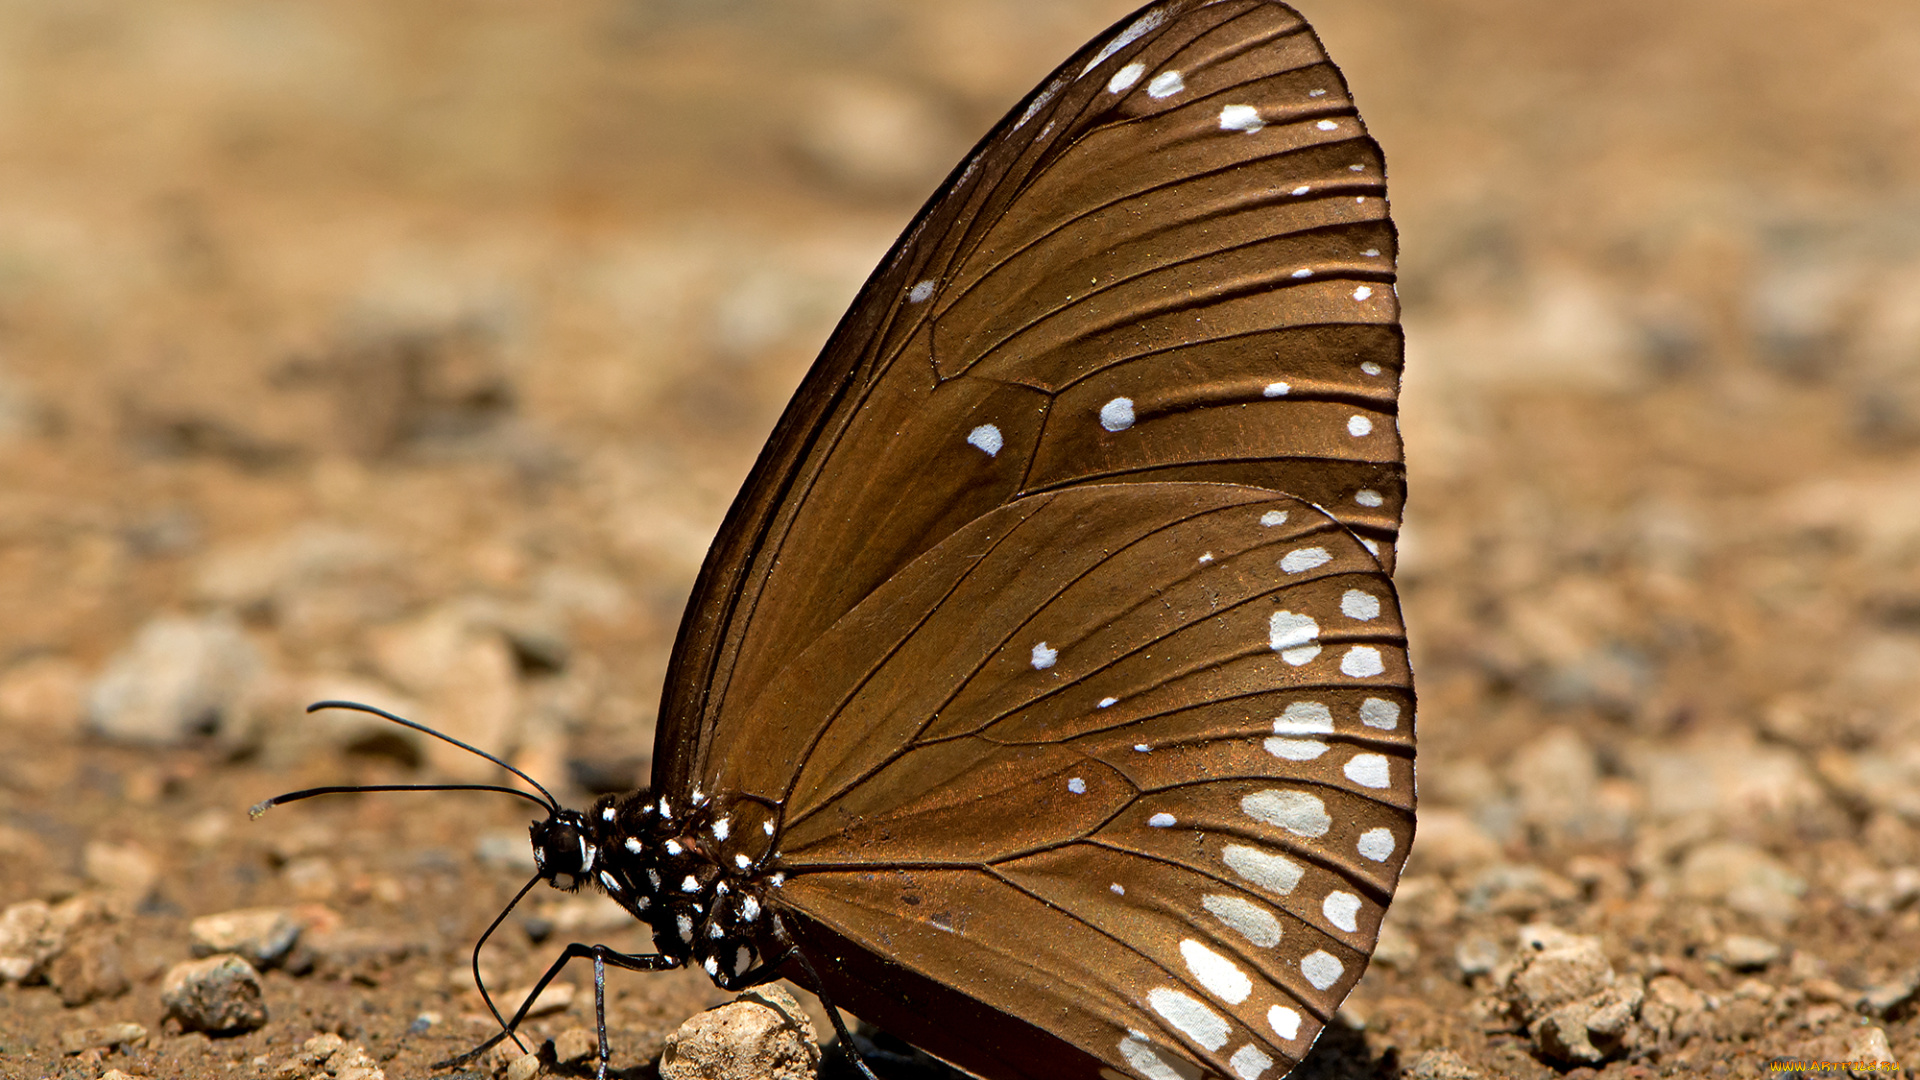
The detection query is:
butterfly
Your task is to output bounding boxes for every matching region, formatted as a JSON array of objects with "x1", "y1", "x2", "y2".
[{"x1": 260, "y1": 2, "x2": 1410, "y2": 1079}]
